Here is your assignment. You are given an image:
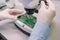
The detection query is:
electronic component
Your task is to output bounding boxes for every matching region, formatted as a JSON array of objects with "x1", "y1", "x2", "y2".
[
  {"x1": 15, "y1": 0, "x2": 47, "y2": 35},
  {"x1": 17, "y1": 14, "x2": 37, "y2": 29}
]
